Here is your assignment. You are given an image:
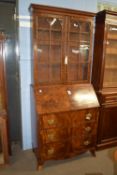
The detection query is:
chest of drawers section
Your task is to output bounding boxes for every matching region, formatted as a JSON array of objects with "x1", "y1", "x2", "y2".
[
  {"x1": 31, "y1": 84, "x2": 99, "y2": 169},
  {"x1": 37, "y1": 108, "x2": 98, "y2": 165}
]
